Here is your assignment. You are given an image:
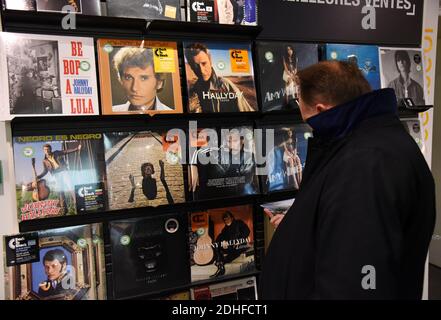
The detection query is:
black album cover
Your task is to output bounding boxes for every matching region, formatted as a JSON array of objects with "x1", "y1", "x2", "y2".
[
  {"x1": 256, "y1": 42, "x2": 319, "y2": 112},
  {"x1": 106, "y1": 0, "x2": 181, "y2": 21},
  {"x1": 108, "y1": 213, "x2": 190, "y2": 299},
  {"x1": 189, "y1": 126, "x2": 259, "y2": 201},
  {"x1": 3, "y1": 224, "x2": 106, "y2": 300},
  {"x1": 257, "y1": 123, "x2": 312, "y2": 193}
]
